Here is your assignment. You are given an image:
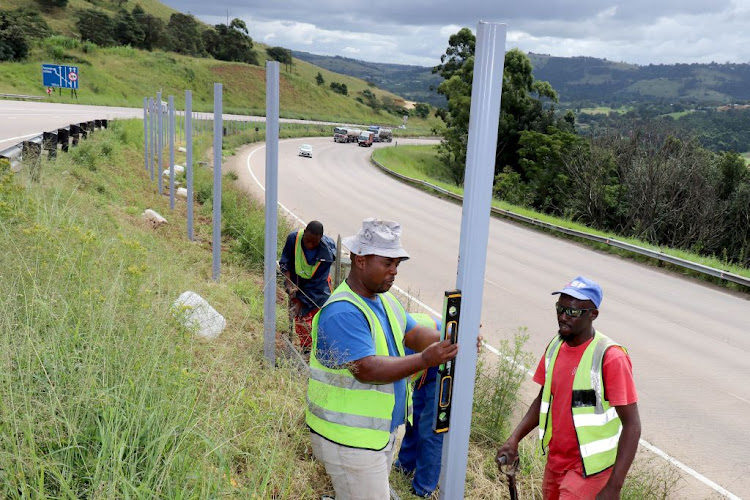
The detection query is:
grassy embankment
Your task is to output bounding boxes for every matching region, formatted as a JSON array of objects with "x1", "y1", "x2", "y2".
[
  {"x1": 0, "y1": 34, "x2": 441, "y2": 138},
  {"x1": 0, "y1": 117, "x2": 542, "y2": 499},
  {"x1": 0, "y1": 118, "x2": 682, "y2": 498},
  {"x1": 372, "y1": 145, "x2": 750, "y2": 289}
]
